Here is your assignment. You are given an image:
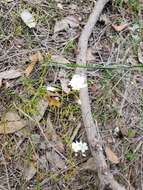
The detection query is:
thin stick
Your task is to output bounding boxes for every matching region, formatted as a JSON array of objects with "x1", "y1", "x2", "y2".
[{"x1": 76, "y1": 0, "x2": 126, "y2": 189}]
